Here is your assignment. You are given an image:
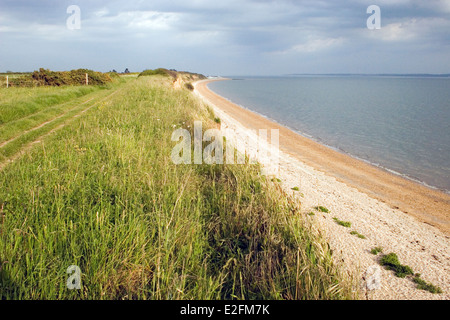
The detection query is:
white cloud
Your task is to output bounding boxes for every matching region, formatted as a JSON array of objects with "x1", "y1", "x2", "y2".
[
  {"x1": 94, "y1": 8, "x2": 110, "y2": 18},
  {"x1": 89, "y1": 11, "x2": 180, "y2": 31},
  {"x1": 125, "y1": 11, "x2": 180, "y2": 30},
  {"x1": 368, "y1": 17, "x2": 450, "y2": 42},
  {"x1": 377, "y1": 21, "x2": 417, "y2": 41},
  {"x1": 280, "y1": 36, "x2": 345, "y2": 54}
]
